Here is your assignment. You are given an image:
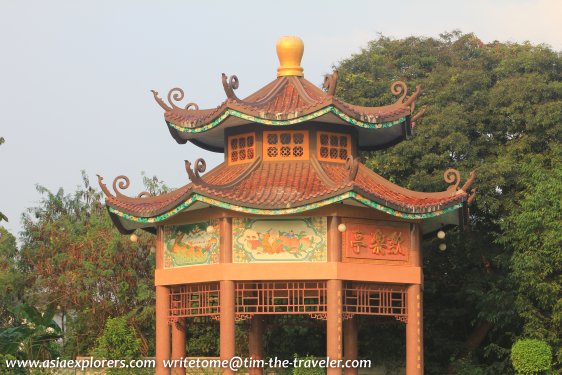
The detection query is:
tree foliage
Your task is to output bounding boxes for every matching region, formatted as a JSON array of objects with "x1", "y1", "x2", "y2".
[
  {"x1": 0, "y1": 137, "x2": 7, "y2": 223},
  {"x1": 17, "y1": 173, "x2": 157, "y2": 358},
  {"x1": 335, "y1": 31, "x2": 561, "y2": 373}
]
